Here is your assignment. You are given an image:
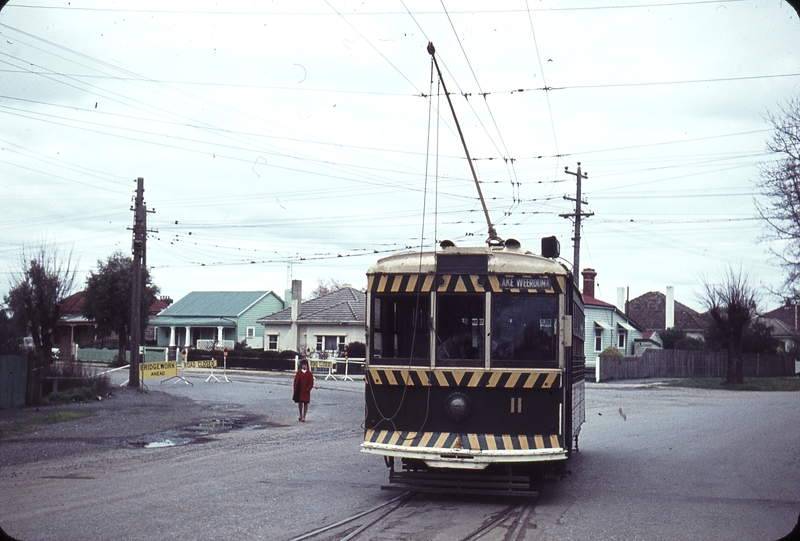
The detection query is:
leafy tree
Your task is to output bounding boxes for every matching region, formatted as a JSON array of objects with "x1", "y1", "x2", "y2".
[
  {"x1": 742, "y1": 320, "x2": 780, "y2": 354},
  {"x1": 702, "y1": 267, "x2": 757, "y2": 384},
  {"x1": 310, "y1": 278, "x2": 343, "y2": 299},
  {"x1": 4, "y1": 245, "x2": 76, "y2": 368},
  {"x1": 755, "y1": 95, "x2": 800, "y2": 298},
  {"x1": 82, "y1": 252, "x2": 159, "y2": 367},
  {"x1": 345, "y1": 341, "x2": 366, "y2": 358},
  {"x1": 659, "y1": 328, "x2": 686, "y2": 350},
  {"x1": 660, "y1": 328, "x2": 706, "y2": 350}
]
